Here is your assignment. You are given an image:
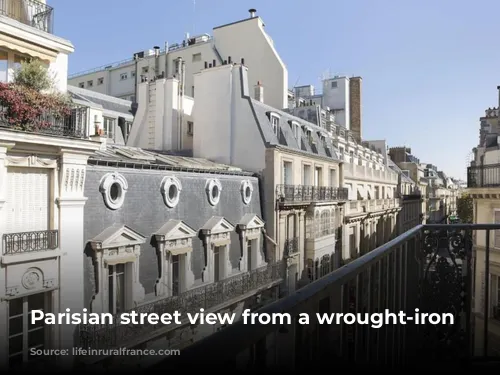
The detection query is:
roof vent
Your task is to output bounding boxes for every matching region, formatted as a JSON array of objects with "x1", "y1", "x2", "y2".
[{"x1": 249, "y1": 8, "x2": 256, "y2": 18}]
